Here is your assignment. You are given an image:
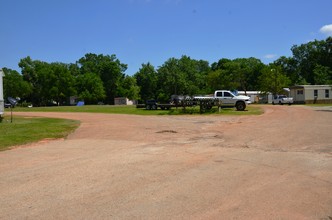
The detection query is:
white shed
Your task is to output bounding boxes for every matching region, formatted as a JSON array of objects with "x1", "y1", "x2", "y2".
[
  {"x1": 290, "y1": 85, "x2": 332, "y2": 104},
  {"x1": 114, "y1": 97, "x2": 137, "y2": 105},
  {"x1": 237, "y1": 91, "x2": 273, "y2": 104},
  {"x1": 0, "y1": 69, "x2": 4, "y2": 117}
]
